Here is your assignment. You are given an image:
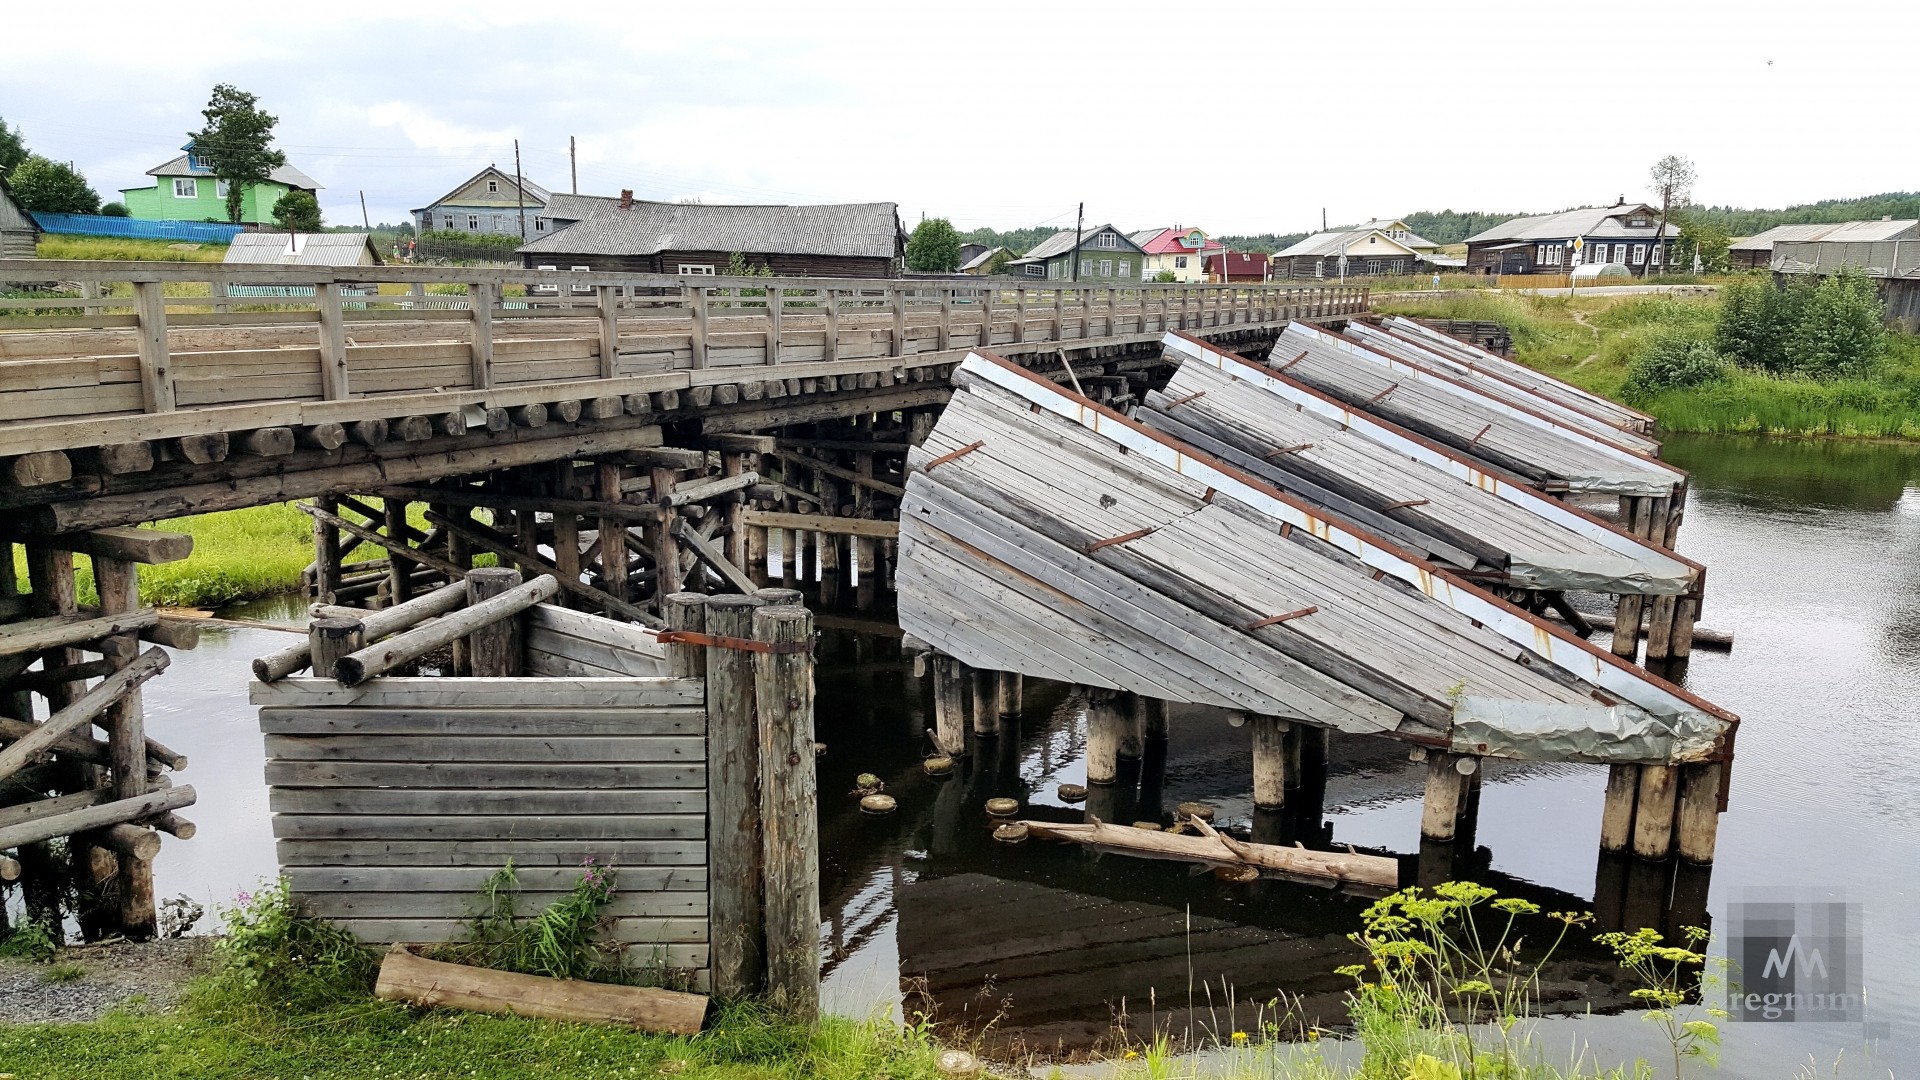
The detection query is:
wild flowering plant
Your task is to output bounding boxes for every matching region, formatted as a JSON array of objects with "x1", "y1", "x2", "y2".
[
  {"x1": 212, "y1": 877, "x2": 377, "y2": 1005},
  {"x1": 1596, "y1": 926, "x2": 1725, "y2": 1079}
]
